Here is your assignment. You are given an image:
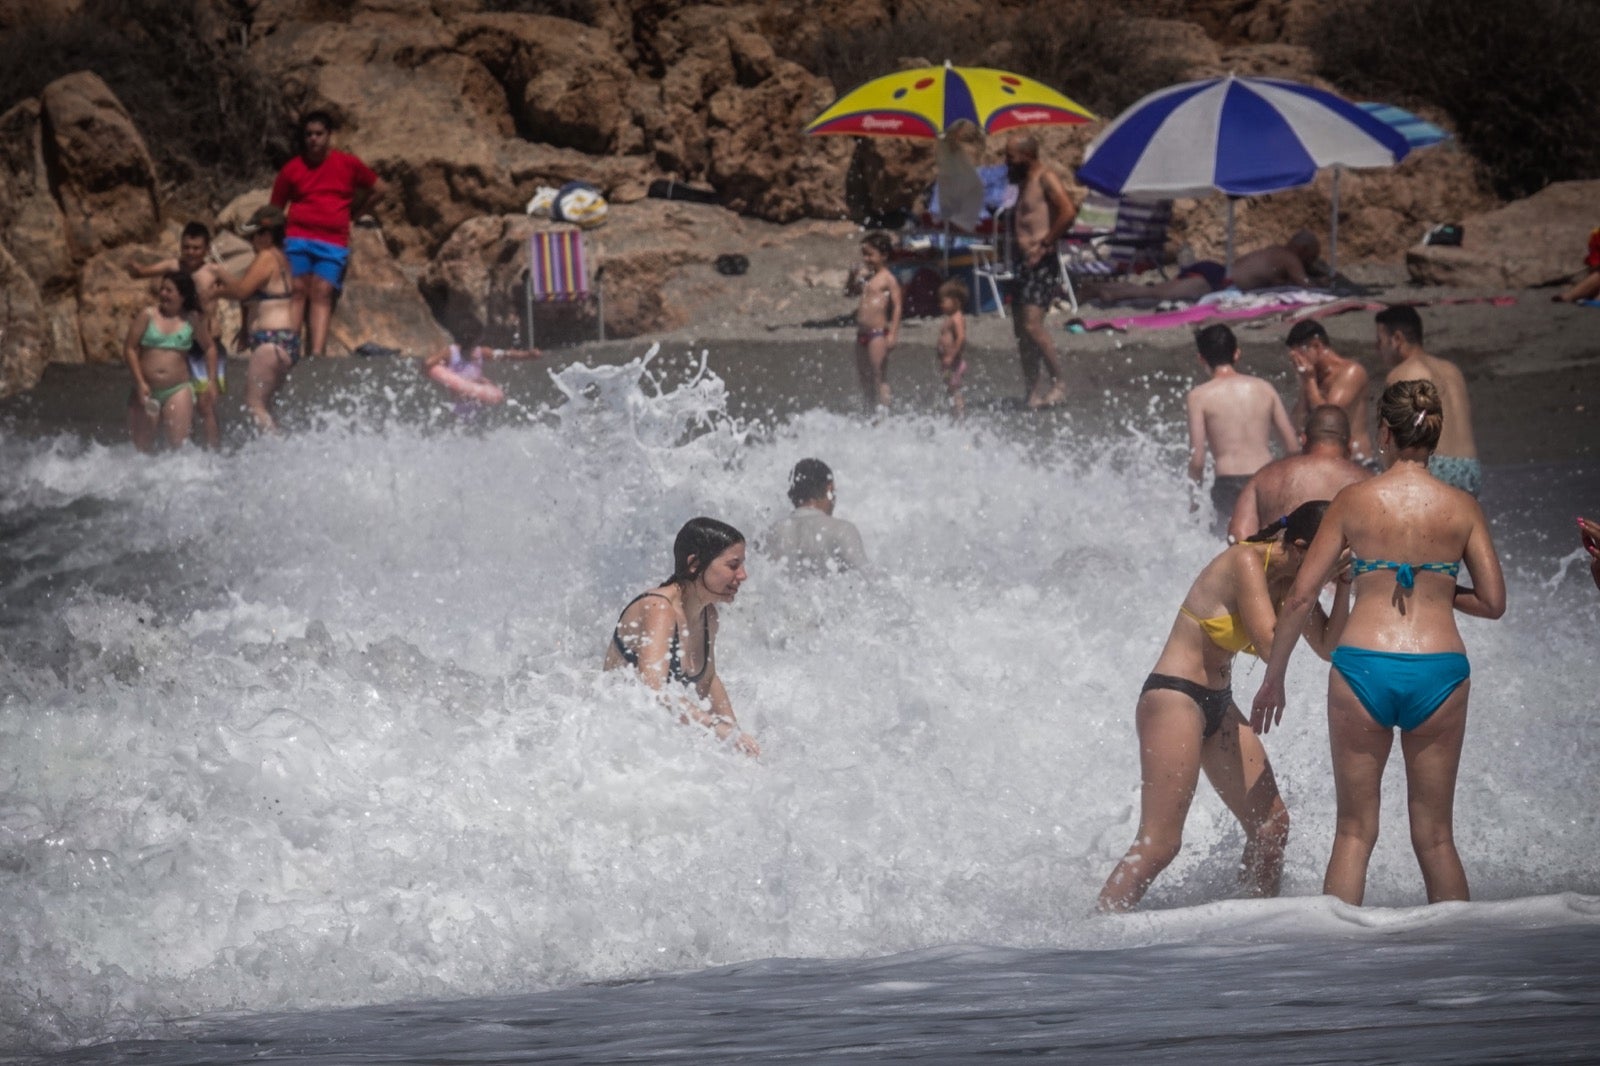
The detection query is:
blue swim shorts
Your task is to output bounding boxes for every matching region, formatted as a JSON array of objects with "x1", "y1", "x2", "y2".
[{"x1": 285, "y1": 237, "x2": 350, "y2": 290}]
